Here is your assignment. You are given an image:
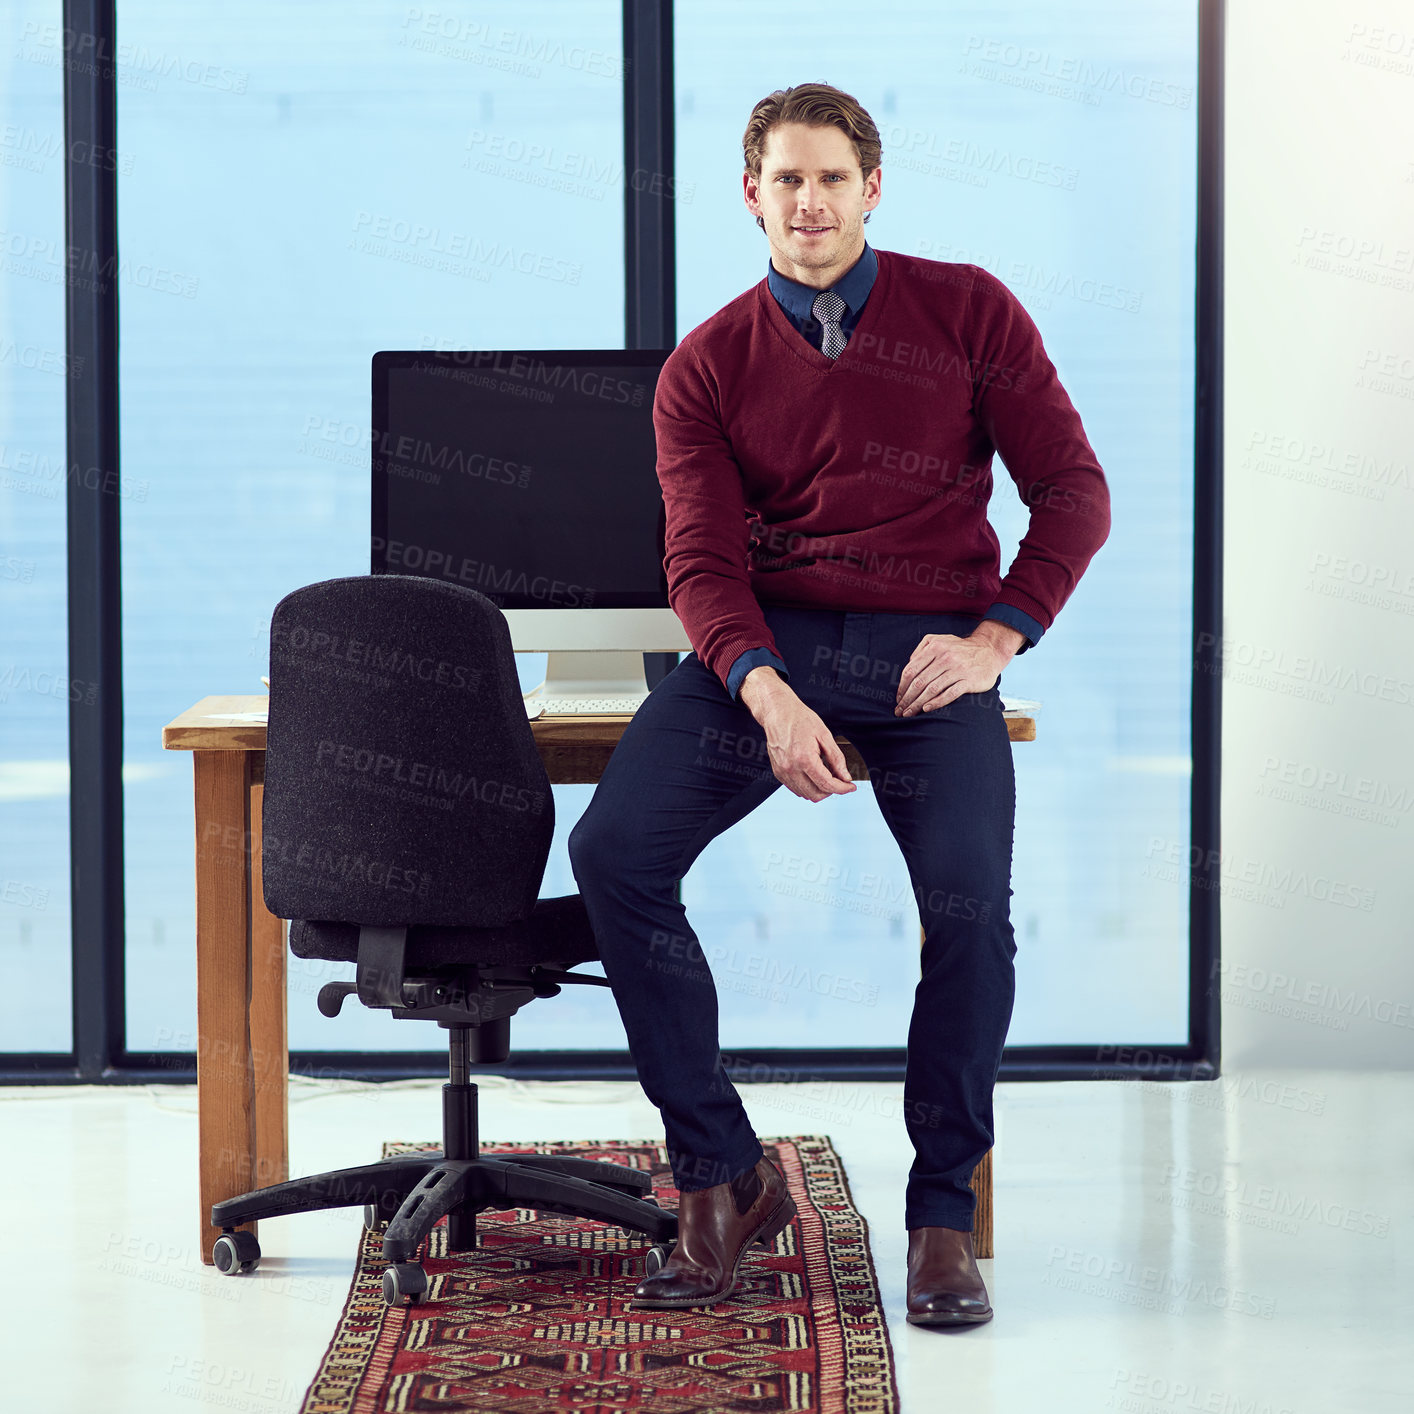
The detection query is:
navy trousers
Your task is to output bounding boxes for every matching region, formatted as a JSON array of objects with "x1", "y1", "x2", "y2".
[{"x1": 567, "y1": 604, "x2": 1017, "y2": 1231}]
